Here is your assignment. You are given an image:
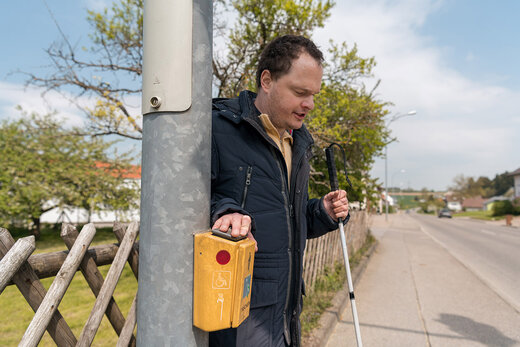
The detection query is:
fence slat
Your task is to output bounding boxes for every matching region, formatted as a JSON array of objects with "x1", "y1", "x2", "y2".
[
  {"x1": 19, "y1": 223, "x2": 97, "y2": 347},
  {"x1": 4, "y1": 243, "x2": 120, "y2": 284},
  {"x1": 77, "y1": 222, "x2": 139, "y2": 347},
  {"x1": 61, "y1": 224, "x2": 136, "y2": 347},
  {"x1": 0, "y1": 236, "x2": 35, "y2": 293},
  {"x1": 114, "y1": 222, "x2": 139, "y2": 279},
  {"x1": 0, "y1": 228, "x2": 77, "y2": 347},
  {"x1": 116, "y1": 293, "x2": 137, "y2": 347}
]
